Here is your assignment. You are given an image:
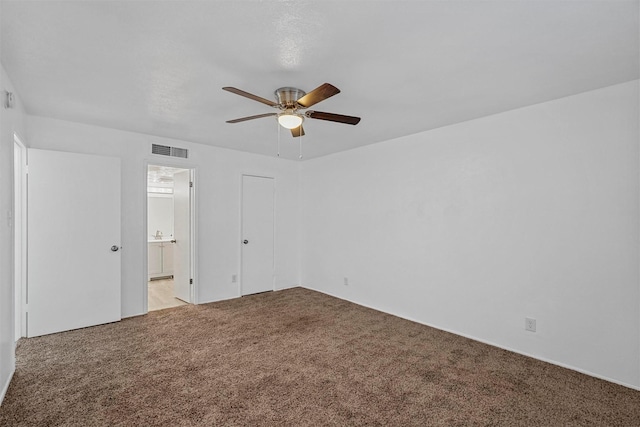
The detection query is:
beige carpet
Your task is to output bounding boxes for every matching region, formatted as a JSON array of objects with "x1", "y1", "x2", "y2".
[{"x1": 1, "y1": 287, "x2": 640, "y2": 426}]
